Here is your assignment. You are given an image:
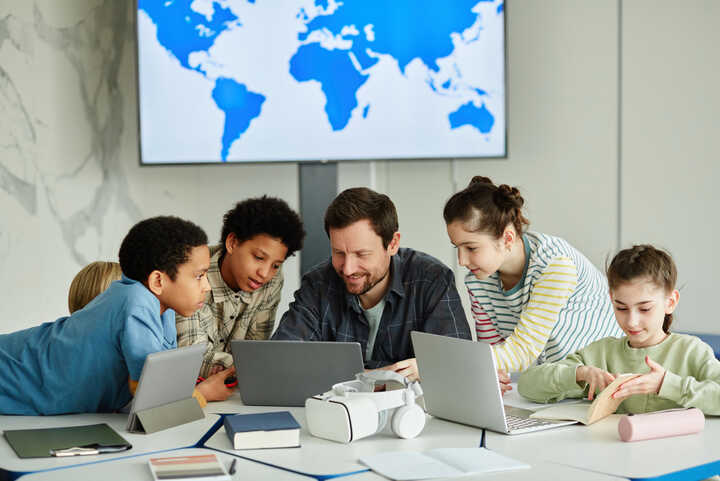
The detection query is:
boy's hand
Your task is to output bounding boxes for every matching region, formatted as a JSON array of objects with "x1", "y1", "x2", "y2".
[
  {"x1": 498, "y1": 369, "x2": 512, "y2": 395},
  {"x1": 576, "y1": 365, "x2": 615, "y2": 400},
  {"x1": 196, "y1": 366, "x2": 236, "y2": 402},
  {"x1": 379, "y1": 358, "x2": 419, "y2": 381},
  {"x1": 612, "y1": 356, "x2": 666, "y2": 399},
  {"x1": 208, "y1": 363, "x2": 227, "y2": 376}
]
